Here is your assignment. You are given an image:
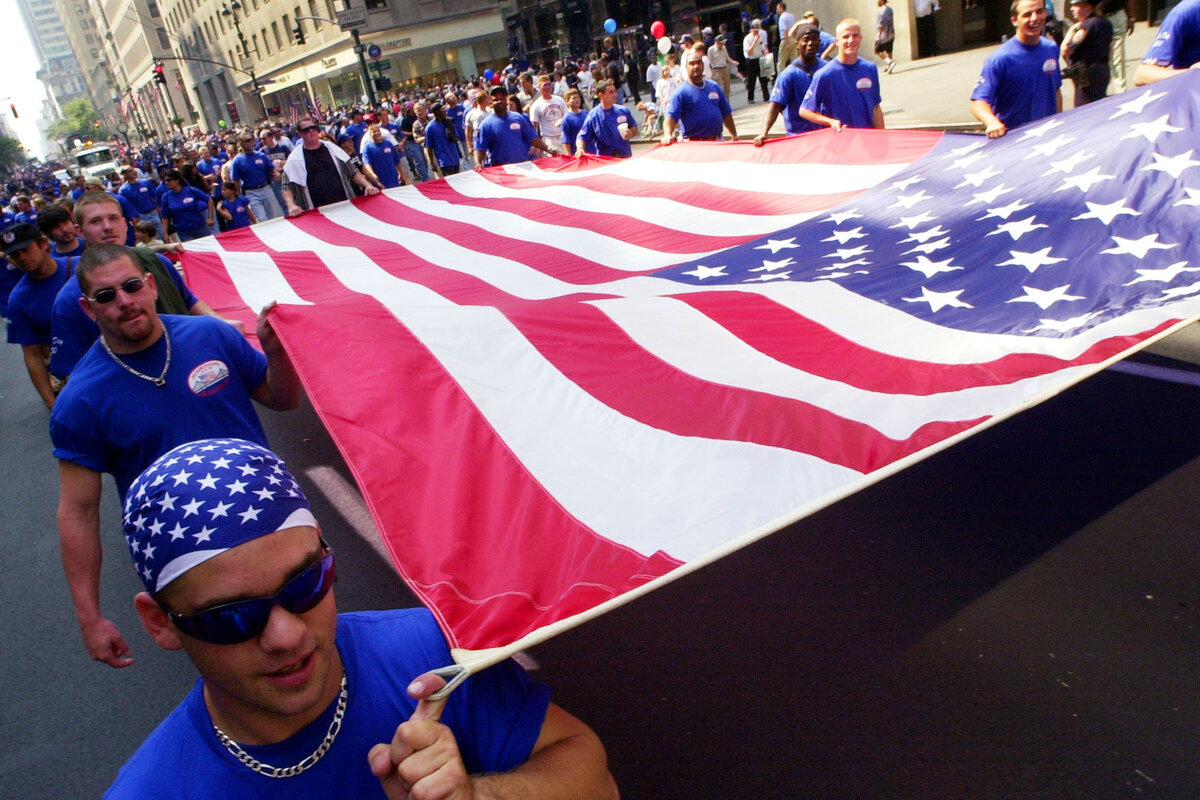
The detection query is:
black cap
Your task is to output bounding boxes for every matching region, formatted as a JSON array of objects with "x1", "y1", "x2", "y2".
[{"x1": 1, "y1": 223, "x2": 40, "y2": 257}]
